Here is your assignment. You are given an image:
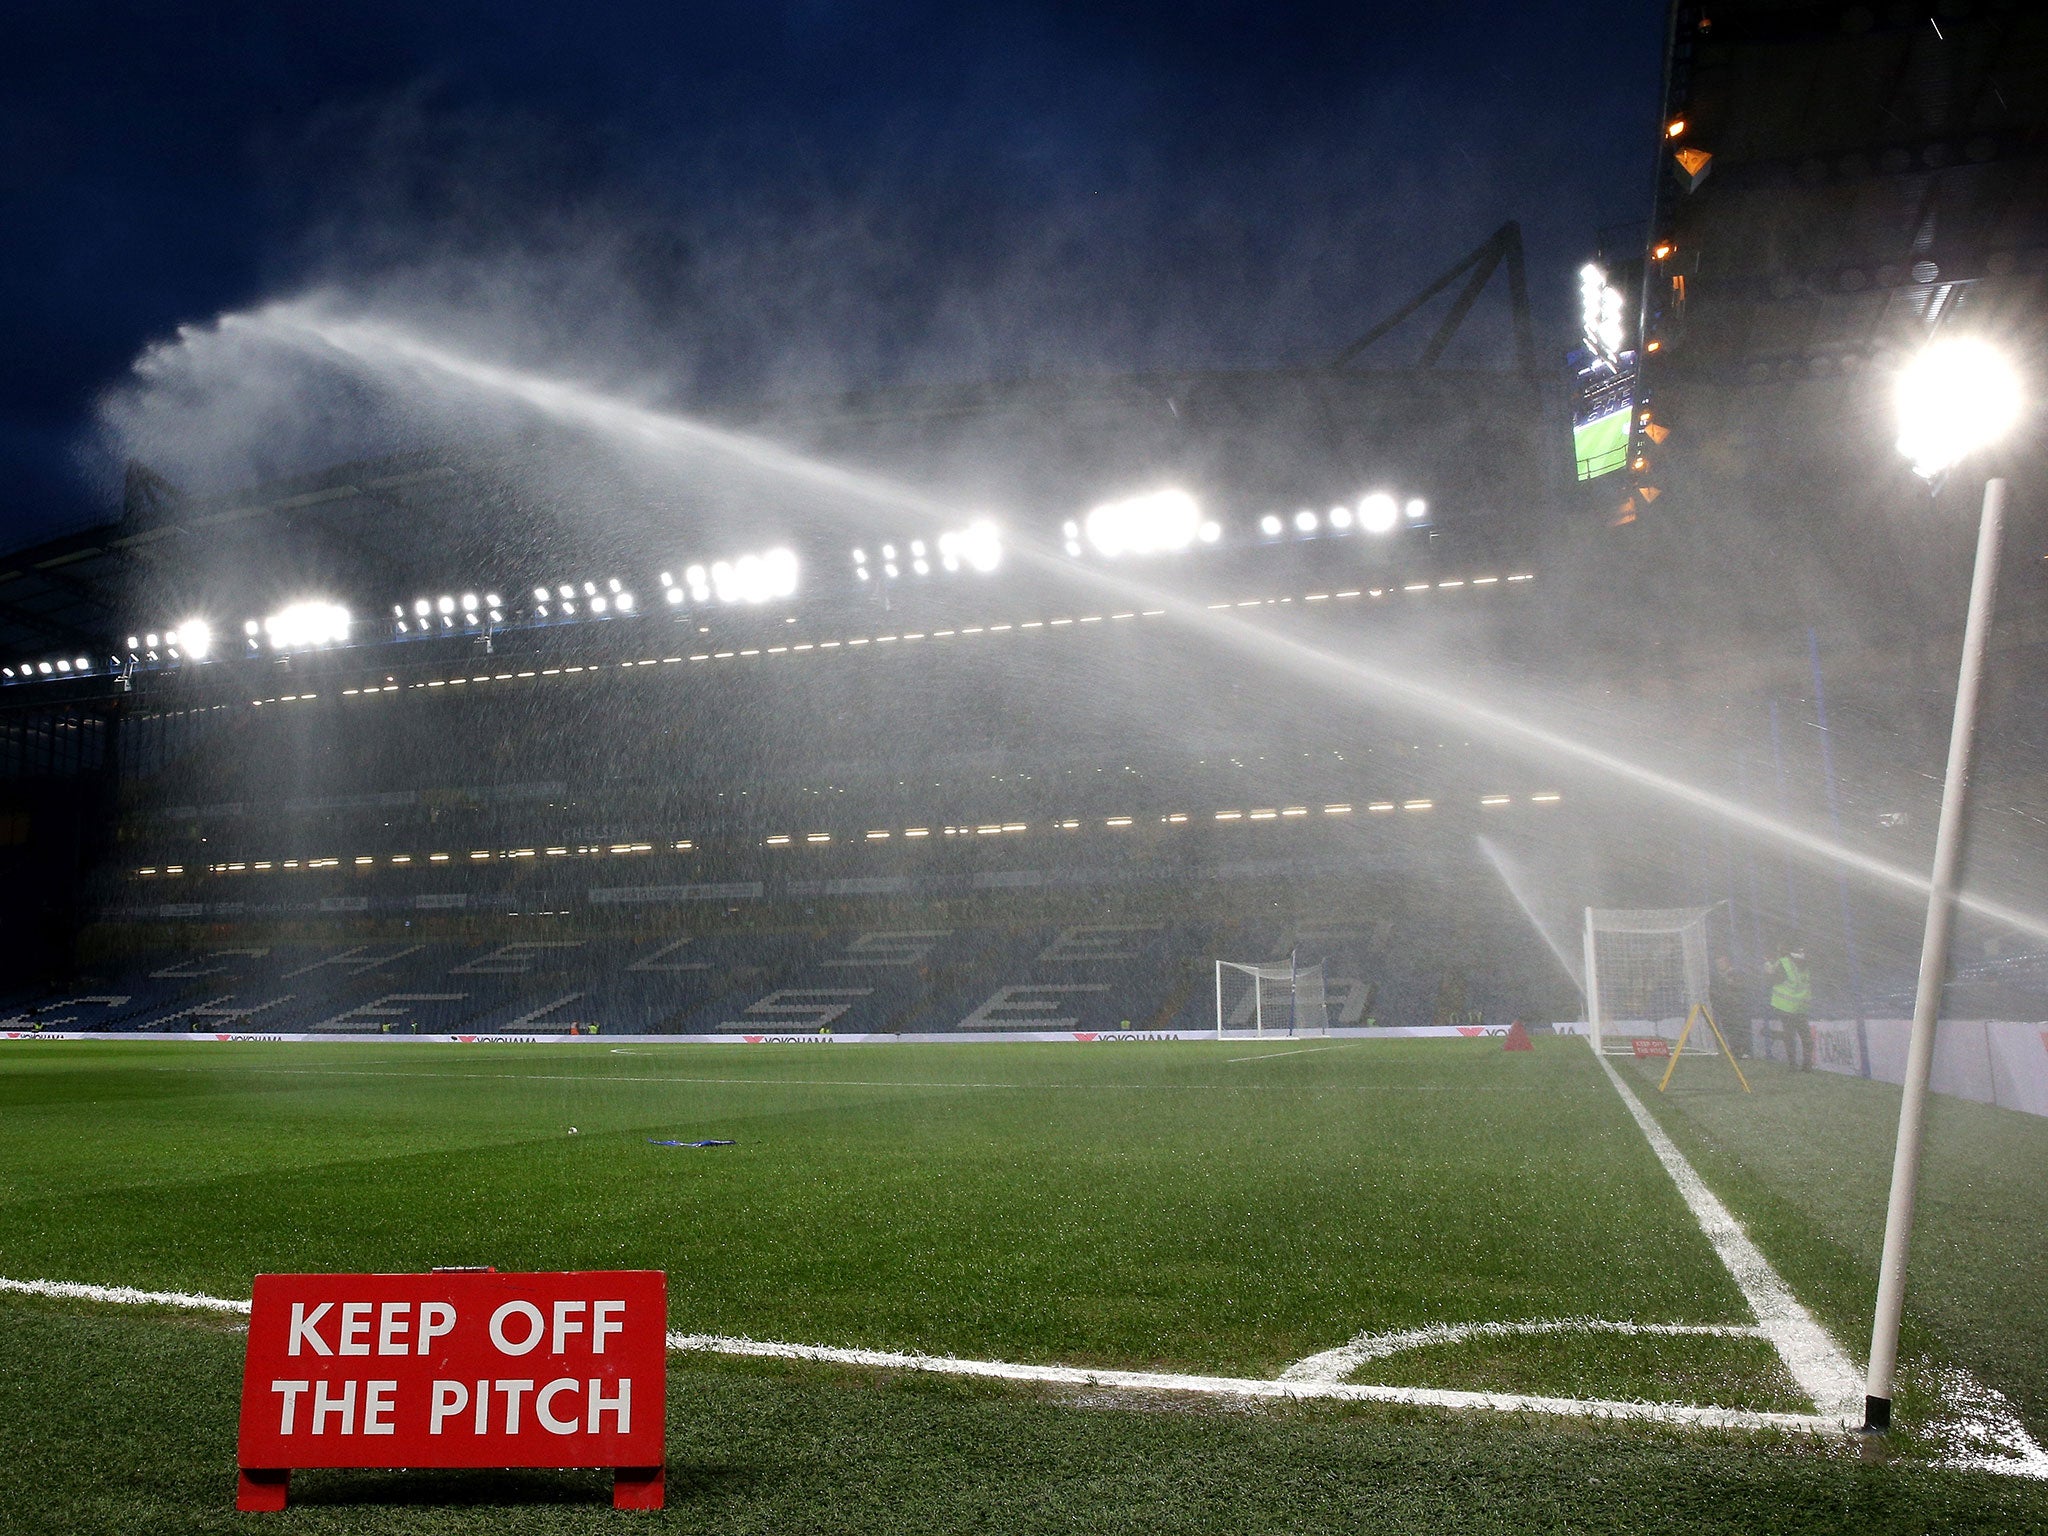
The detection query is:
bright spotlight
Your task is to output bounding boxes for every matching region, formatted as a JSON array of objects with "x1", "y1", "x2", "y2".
[
  {"x1": 485, "y1": 593, "x2": 500, "y2": 609},
  {"x1": 913, "y1": 560, "x2": 930, "y2": 576},
  {"x1": 710, "y1": 547, "x2": 800, "y2": 604},
  {"x1": 1896, "y1": 337, "x2": 2024, "y2": 480},
  {"x1": 1358, "y1": 493, "x2": 1399, "y2": 533},
  {"x1": 1259, "y1": 514, "x2": 1283, "y2": 537},
  {"x1": 1294, "y1": 510, "x2": 1318, "y2": 533},
  {"x1": 437, "y1": 595, "x2": 455, "y2": 615},
  {"x1": 938, "y1": 518, "x2": 1002, "y2": 574},
  {"x1": 1198, "y1": 520, "x2": 1221, "y2": 542},
  {"x1": 666, "y1": 586, "x2": 685, "y2": 604},
  {"x1": 852, "y1": 549, "x2": 866, "y2": 565},
  {"x1": 1329, "y1": 506, "x2": 1354, "y2": 530},
  {"x1": 1084, "y1": 488, "x2": 1201, "y2": 557},
  {"x1": 534, "y1": 588, "x2": 550, "y2": 603},
  {"x1": 173, "y1": 618, "x2": 212, "y2": 660},
  {"x1": 461, "y1": 593, "x2": 478, "y2": 611},
  {"x1": 243, "y1": 620, "x2": 259, "y2": 637},
  {"x1": 583, "y1": 582, "x2": 597, "y2": 597},
  {"x1": 56, "y1": 659, "x2": 71, "y2": 672},
  {"x1": 591, "y1": 595, "x2": 609, "y2": 613},
  {"x1": 558, "y1": 585, "x2": 574, "y2": 600},
  {"x1": 1404, "y1": 497, "x2": 1428, "y2": 520},
  {"x1": 126, "y1": 636, "x2": 139, "y2": 650},
  {"x1": 262, "y1": 600, "x2": 350, "y2": 651},
  {"x1": 615, "y1": 592, "x2": 634, "y2": 612},
  {"x1": 145, "y1": 633, "x2": 160, "y2": 649}
]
